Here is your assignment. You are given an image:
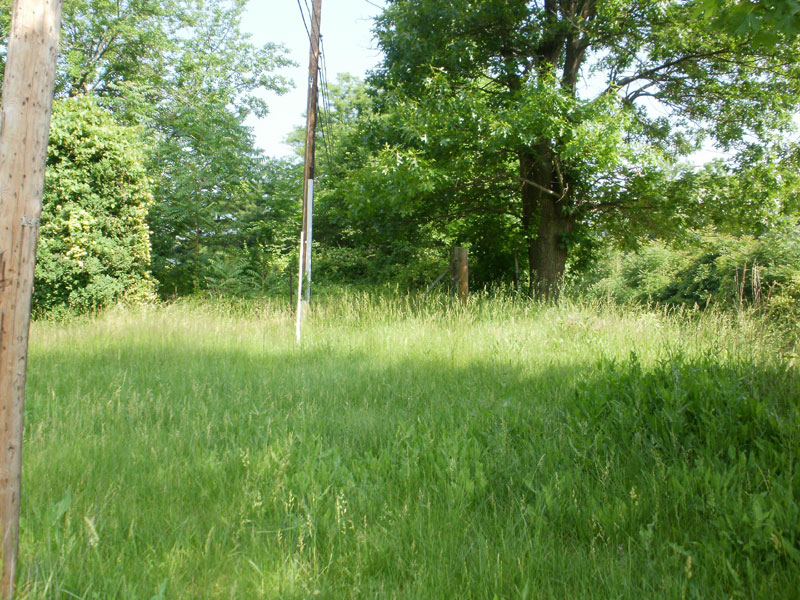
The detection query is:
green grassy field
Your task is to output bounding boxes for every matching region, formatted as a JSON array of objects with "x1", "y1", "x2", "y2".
[{"x1": 17, "y1": 294, "x2": 800, "y2": 598}]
